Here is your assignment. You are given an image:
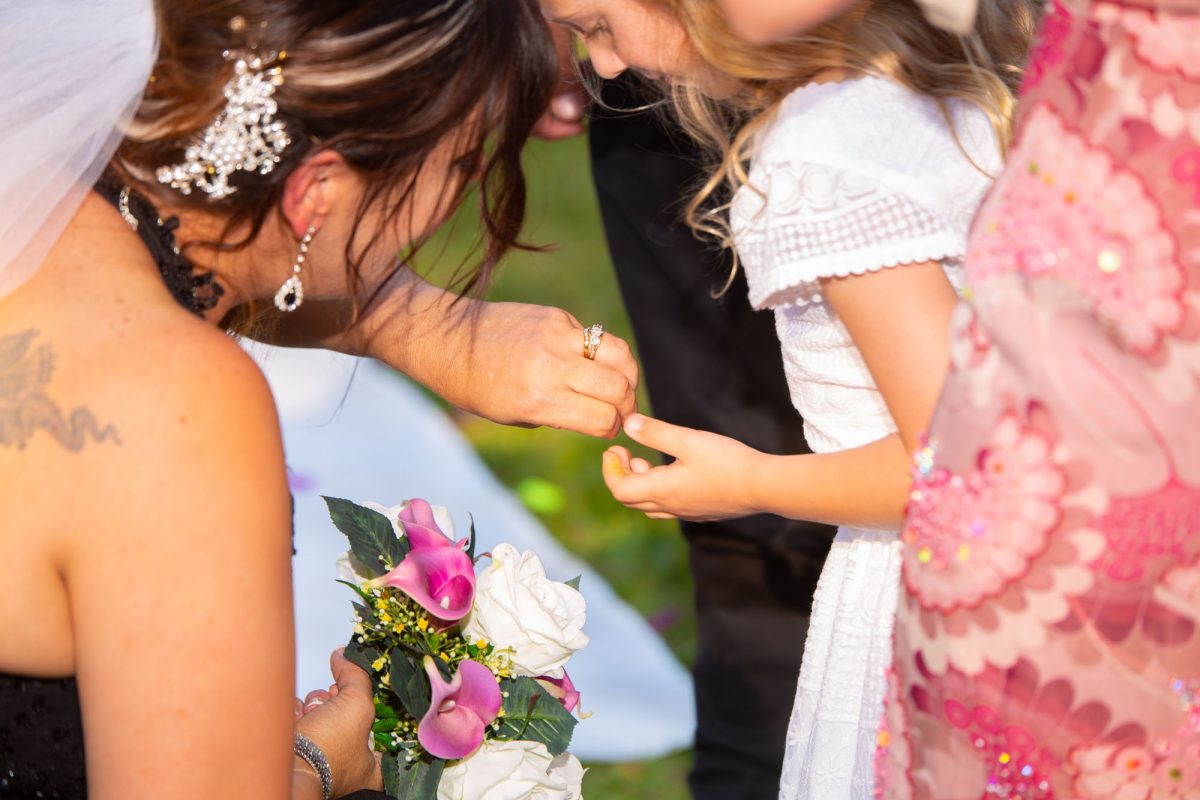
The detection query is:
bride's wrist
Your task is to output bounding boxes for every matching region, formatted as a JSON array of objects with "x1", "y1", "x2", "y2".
[
  {"x1": 293, "y1": 757, "x2": 326, "y2": 800},
  {"x1": 293, "y1": 733, "x2": 334, "y2": 800}
]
